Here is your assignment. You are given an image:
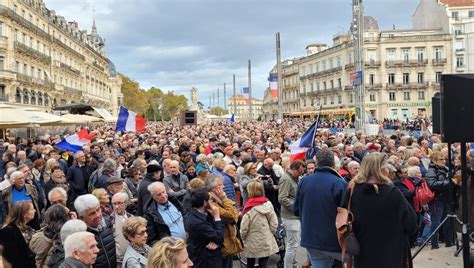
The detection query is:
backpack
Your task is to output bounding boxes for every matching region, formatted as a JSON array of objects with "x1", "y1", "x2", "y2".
[{"x1": 88, "y1": 169, "x2": 100, "y2": 193}]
